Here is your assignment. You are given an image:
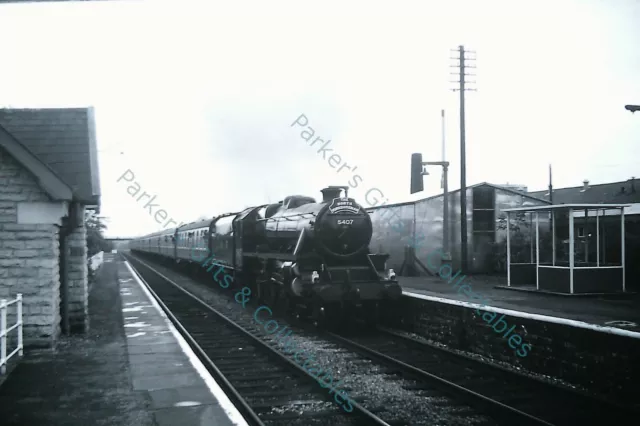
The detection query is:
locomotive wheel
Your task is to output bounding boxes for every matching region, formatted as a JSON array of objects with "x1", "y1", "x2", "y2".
[
  {"x1": 311, "y1": 299, "x2": 327, "y2": 327},
  {"x1": 328, "y1": 303, "x2": 347, "y2": 330},
  {"x1": 312, "y1": 302, "x2": 342, "y2": 329},
  {"x1": 256, "y1": 280, "x2": 269, "y2": 304},
  {"x1": 267, "y1": 282, "x2": 281, "y2": 312},
  {"x1": 282, "y1": 292, "x2": 297, "y2": 317},
  {"x1": 362, "y1": 301, "x2": 379, "y2": 328},
  {"x1": 271, "y1": 285, "x2": 293, "y2": 316}
]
